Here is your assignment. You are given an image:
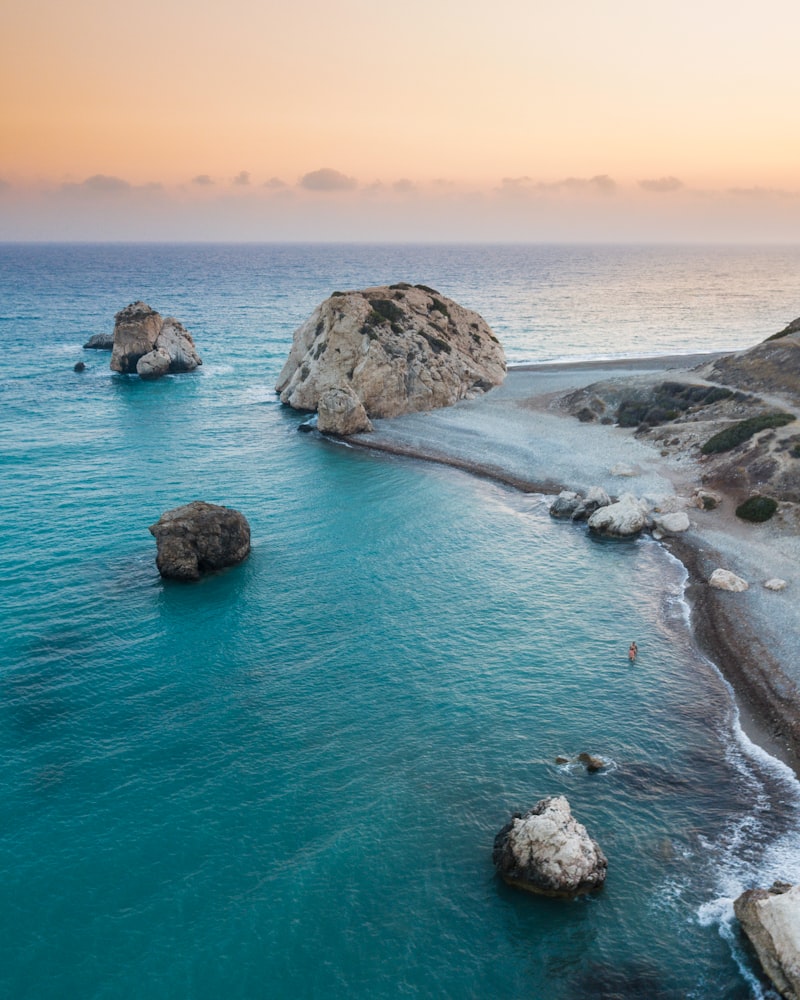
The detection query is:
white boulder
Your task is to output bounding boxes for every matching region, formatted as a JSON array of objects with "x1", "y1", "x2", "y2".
[
  {"x1": 709, "y1": 568, "x2": 749, "y2": 592},
  {"x1": 651, "y1": 511, "x2": 691, "y2": 536},
  {"x1": 492, "y1": 795, "x2": 607, "y2": 898},
  {"x1": 735, "y1": 883, "x2": 800, "y2": 999},
  {"x1": 317, "y1": 386, "x2": 373, "y2": 436},
  {"x1": 764, "y1": 578, "x2": 789, "y2": 591},
  {"x1": 588, "y1": 493, "x2": 649, "y2": 538}
]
